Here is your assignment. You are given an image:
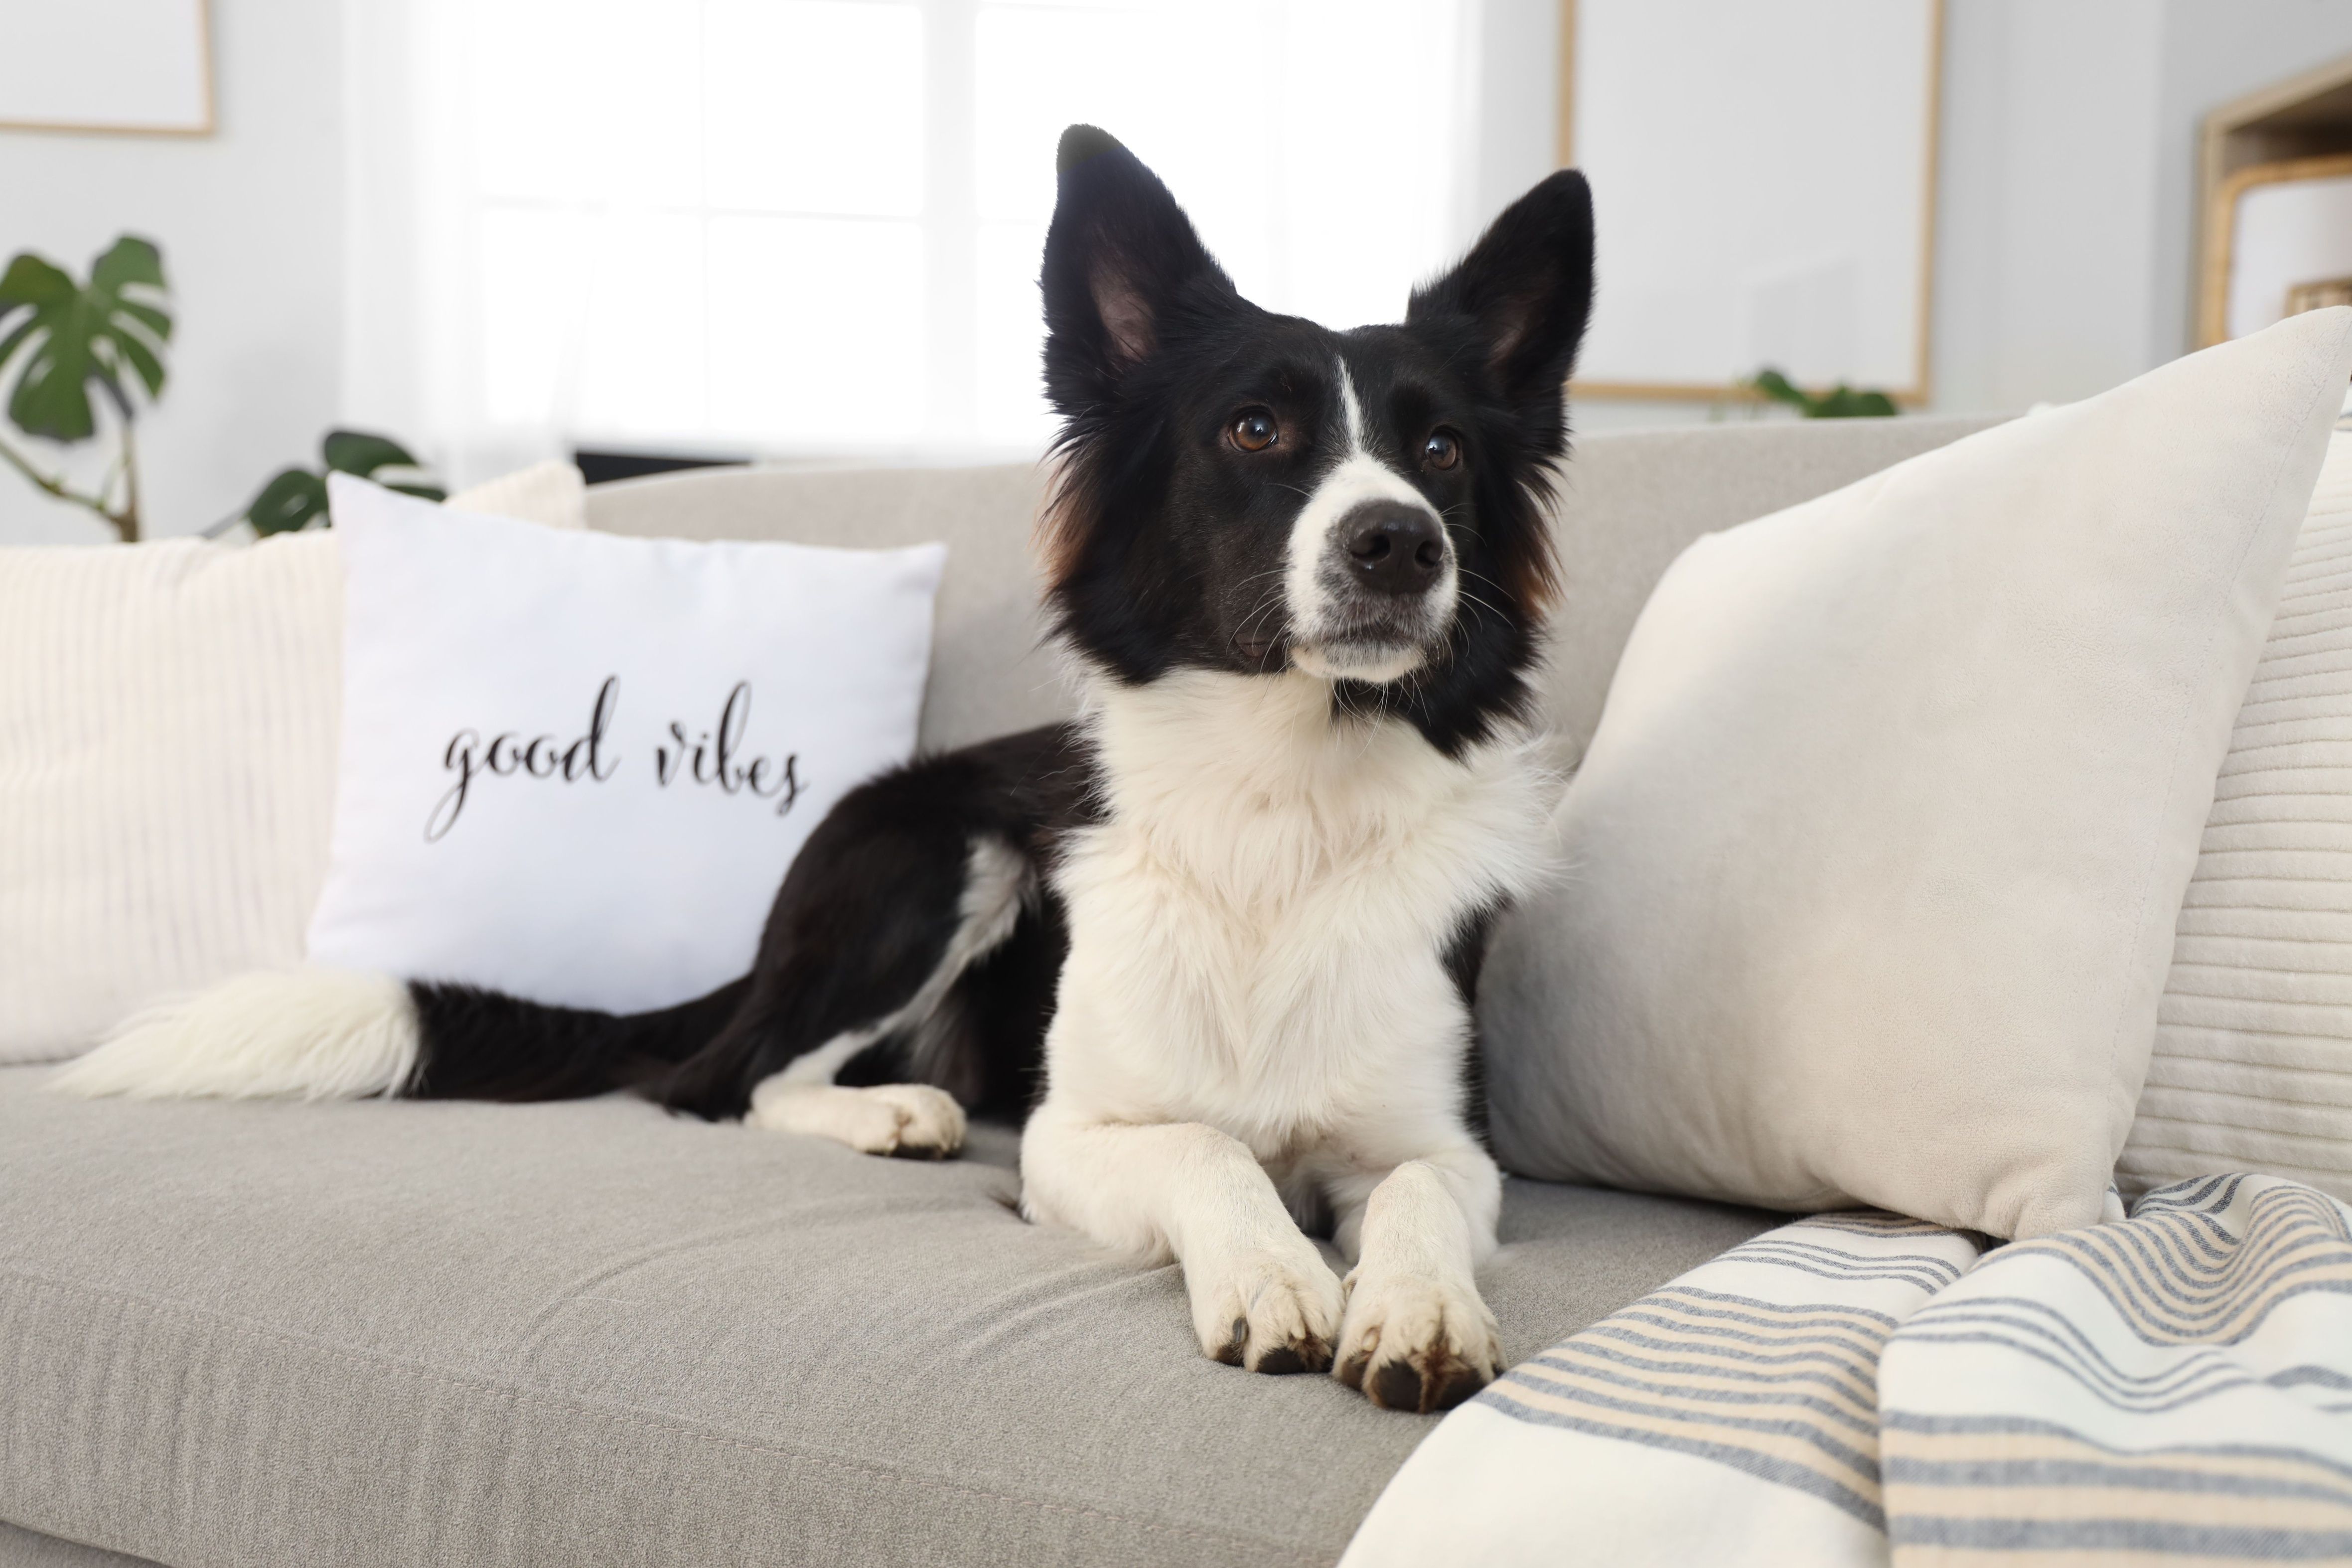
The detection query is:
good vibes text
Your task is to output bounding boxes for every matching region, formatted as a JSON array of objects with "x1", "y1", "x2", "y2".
[{"x1": 425, "y1": 677, "x2": 804, "y2": 842}]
